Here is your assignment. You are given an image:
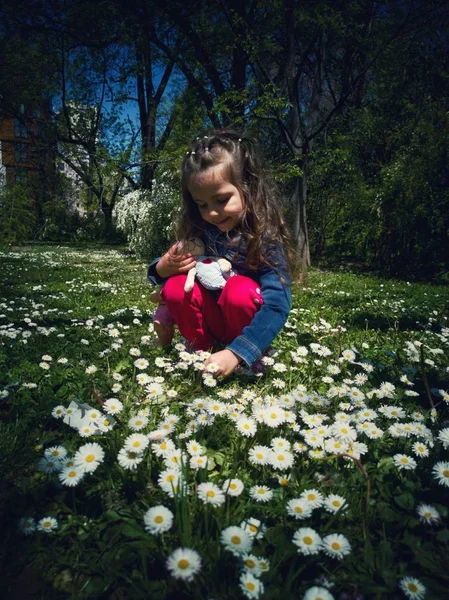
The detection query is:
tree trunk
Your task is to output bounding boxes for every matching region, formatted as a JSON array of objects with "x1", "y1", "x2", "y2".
[
  {"x1": 291, "y1": 154, "x2": 311, "y2": 269},
  {"x1": 101, "y1": 199, "x2": 113, "y2": 240}
]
